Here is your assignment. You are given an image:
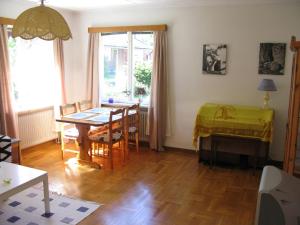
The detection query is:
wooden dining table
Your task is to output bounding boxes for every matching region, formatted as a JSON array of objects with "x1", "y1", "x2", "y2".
[{"x1": 56, "y1": 107, "x2": 126, "y2": 168}]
